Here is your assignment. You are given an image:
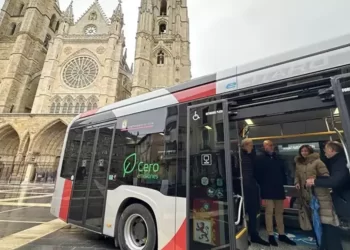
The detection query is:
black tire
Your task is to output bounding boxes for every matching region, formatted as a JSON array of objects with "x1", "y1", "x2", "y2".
[{"x1": 117, "y1": 203, "x2": 157, "y2": 250}]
